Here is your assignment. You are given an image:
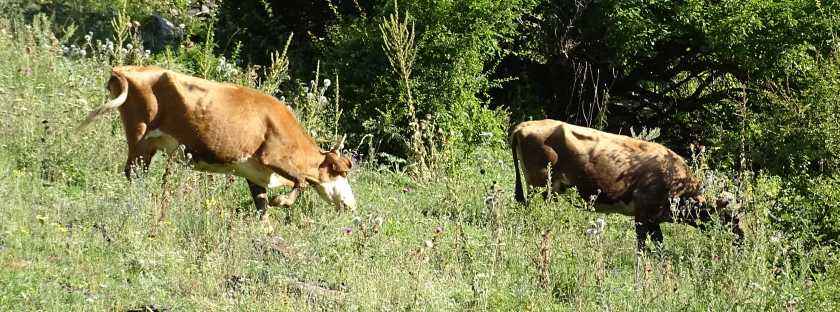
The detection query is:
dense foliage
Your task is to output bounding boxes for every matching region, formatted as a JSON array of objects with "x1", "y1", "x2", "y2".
[{"x1": 210, "y1": 0, "x2": 840, "y2": 246}]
